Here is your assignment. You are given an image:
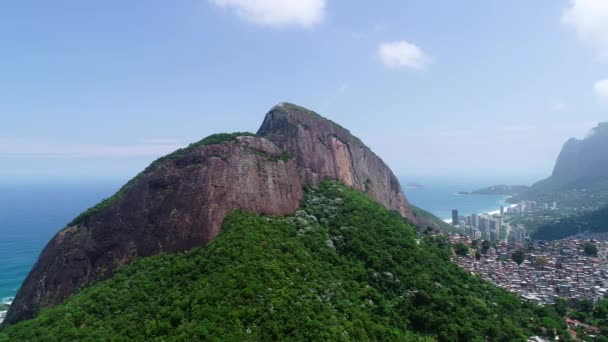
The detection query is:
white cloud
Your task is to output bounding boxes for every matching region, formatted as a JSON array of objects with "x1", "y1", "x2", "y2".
[
  {"x1": 210, "y1": 0, "x2": 325, "y2": 28},
  {"x1": 378, "y1": 40, "x2": 429, "y2": 70},
  {"x1": 562, "y1": 0, "x2": 608, "y2": 59},
  {"x1": 594, "y1": 79, "x2": 608, "y2": 102}
]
